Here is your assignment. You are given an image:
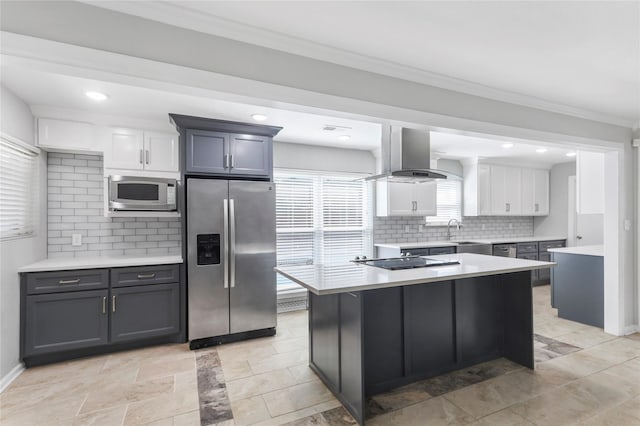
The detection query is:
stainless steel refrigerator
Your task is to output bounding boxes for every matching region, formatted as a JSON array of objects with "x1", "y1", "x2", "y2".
[{"x1": 186, "y1": 178, "x2": 276, "y2": 346}]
